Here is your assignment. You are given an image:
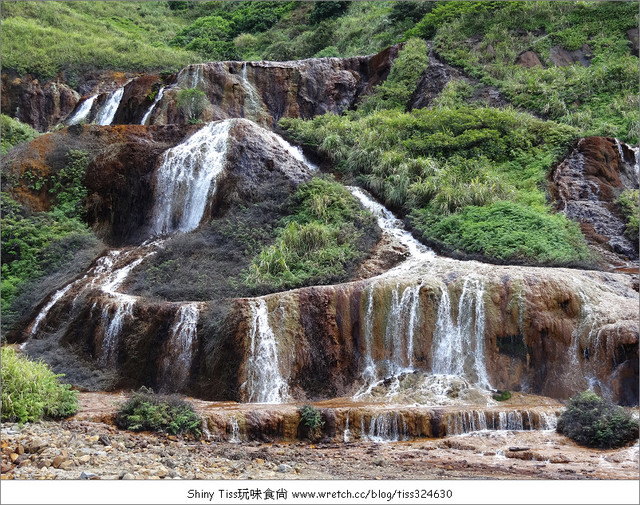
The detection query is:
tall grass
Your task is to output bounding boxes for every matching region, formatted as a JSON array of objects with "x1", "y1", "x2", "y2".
[{"x1": 1, "y1": 347, "x2": 78, "y2": 423}]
